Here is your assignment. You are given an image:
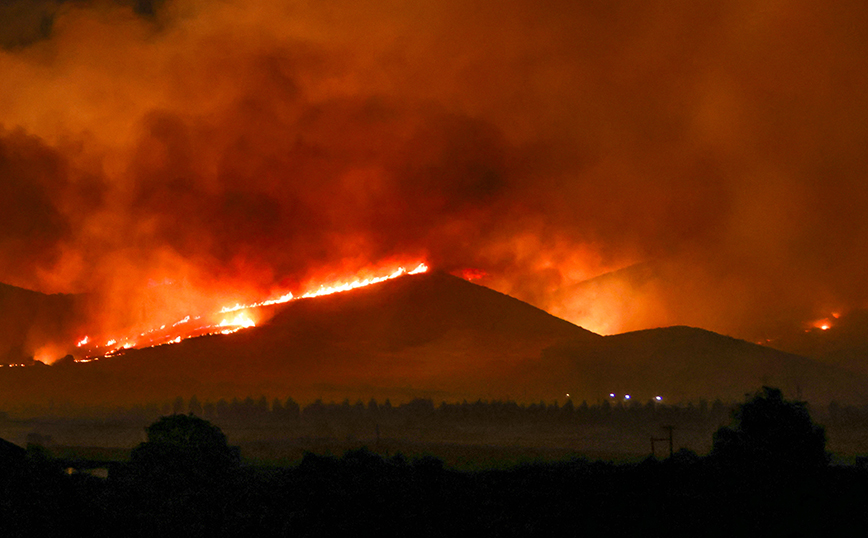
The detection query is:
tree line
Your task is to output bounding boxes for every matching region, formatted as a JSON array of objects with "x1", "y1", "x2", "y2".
[
  {"x1": 2, "y1": 387, "x2": 865, "y2": 536},
  {"x1": 121, "y1": 394, "x2": 736, "y2": 428}
]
